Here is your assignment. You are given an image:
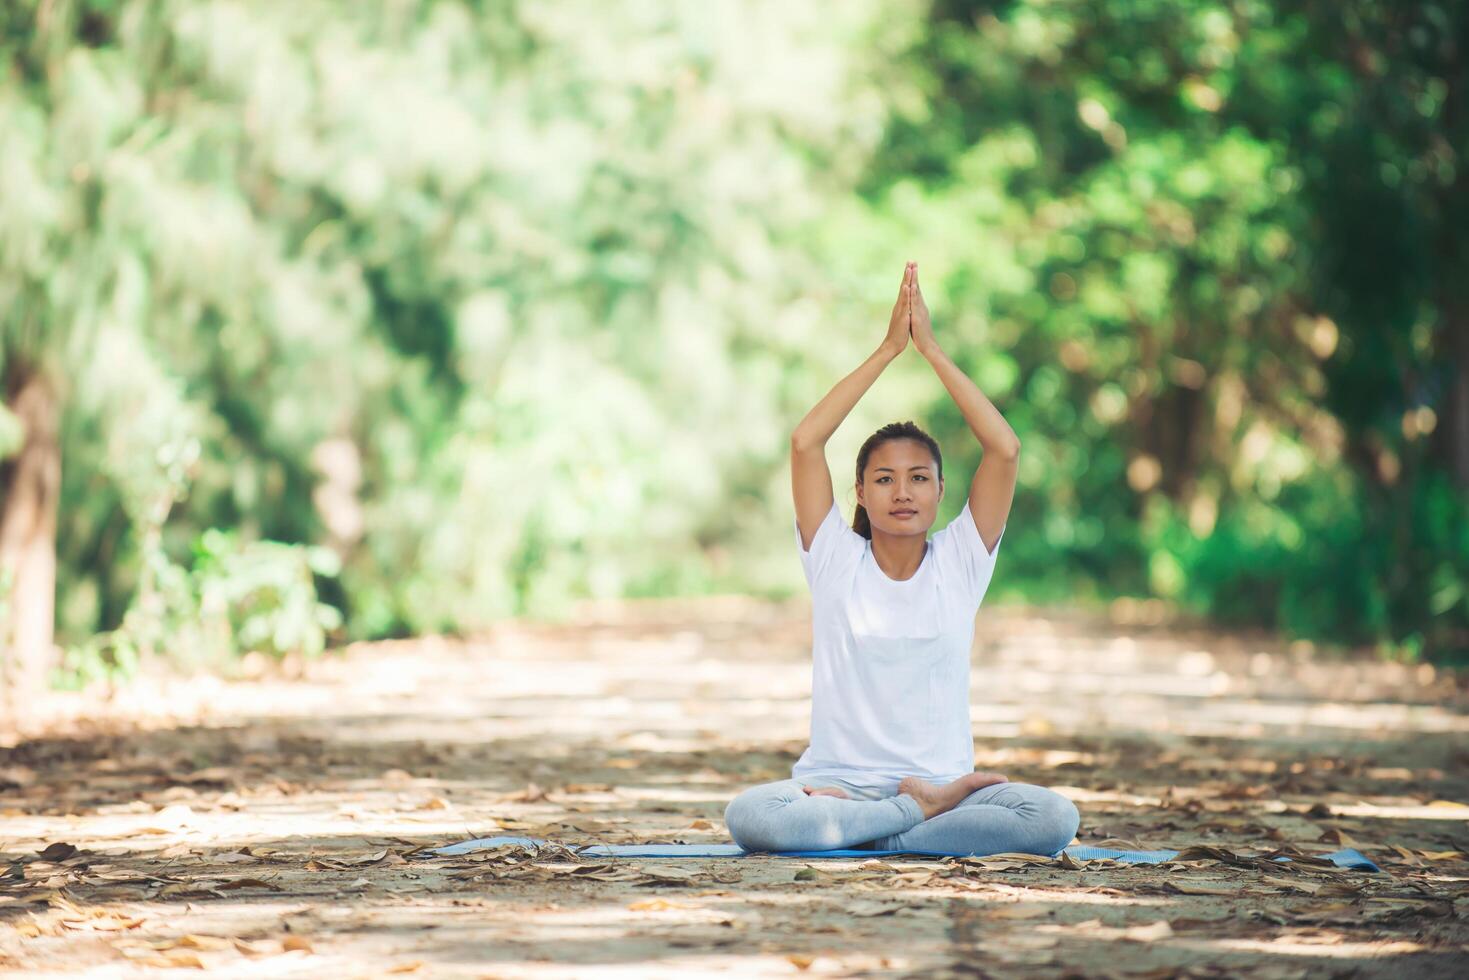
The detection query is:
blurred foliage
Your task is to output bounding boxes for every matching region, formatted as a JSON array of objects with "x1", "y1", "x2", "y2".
[
  {"x1": 855, "y1": 0, "x2": 1469, "y2": 662},
  {"x1": 54, "y1": 529, "x2": 341, "y2": 688},
  {"x1": 0, "y1": 0, "x2": 1465, "y2": 681}
]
